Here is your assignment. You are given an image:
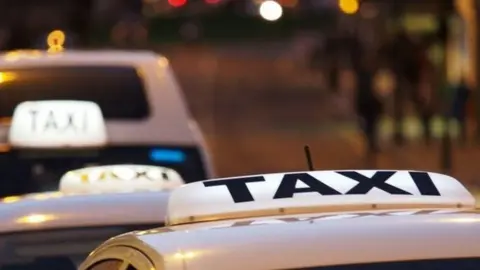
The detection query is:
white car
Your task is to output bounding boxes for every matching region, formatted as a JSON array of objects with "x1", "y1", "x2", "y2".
[
  {"x1": 0, "y1": 50, "x2": 214, "y2": 196},
  {"x1": 0, "y1": 163, "x2": 183, "y2": 270},
  {"x1": 80, "y1": 170, "x2": 480, "y2": 270}
]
